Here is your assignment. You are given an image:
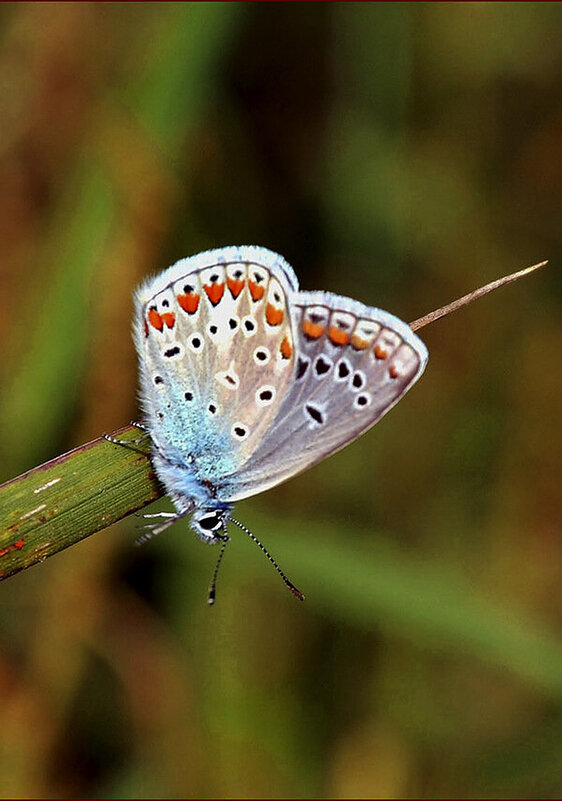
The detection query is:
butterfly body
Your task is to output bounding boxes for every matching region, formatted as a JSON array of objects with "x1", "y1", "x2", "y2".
[{"x1": 134, "y1": 246, "x2": 428, "y2": 545}]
